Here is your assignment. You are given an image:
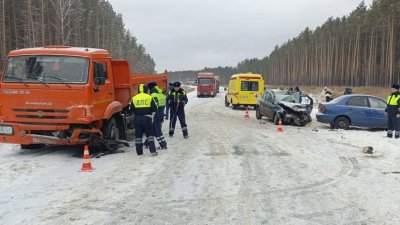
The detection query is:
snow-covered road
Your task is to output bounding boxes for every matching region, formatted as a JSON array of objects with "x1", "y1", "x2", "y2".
[{"x1": 1, "y1": 88, "x2": 400, "y2": 225}]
